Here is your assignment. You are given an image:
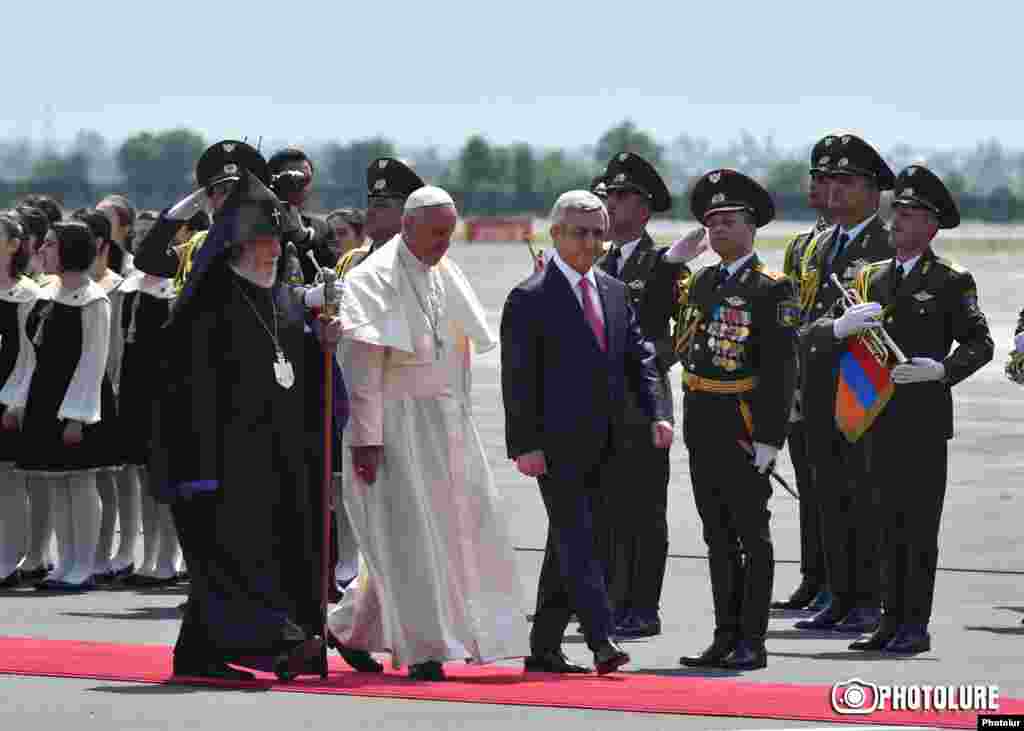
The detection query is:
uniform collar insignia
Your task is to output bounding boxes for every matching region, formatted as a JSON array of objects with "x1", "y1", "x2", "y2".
[
  {"x1": 913, "y1": 291, "x2": 935, "y2": 301},
  {"x1": 628, "y1": 279, "x2": 645, "y2": 289},
  {"x1": 725, "y1": 296, "x2": 746, "y2": 306}
]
